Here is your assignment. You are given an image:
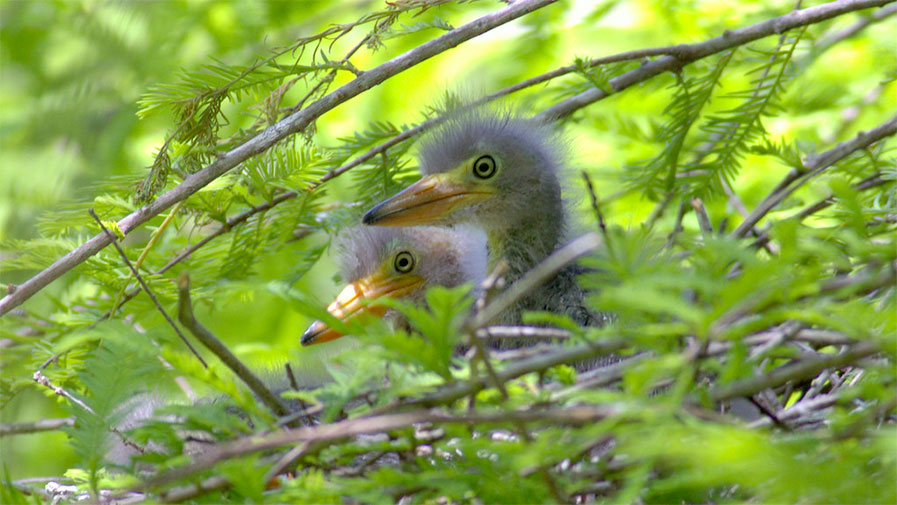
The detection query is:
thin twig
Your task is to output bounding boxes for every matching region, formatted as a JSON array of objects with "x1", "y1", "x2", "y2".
[
  {"x1": 665, "y1": 200, "x2": 689, "y2": 249},
  {"x1": 690, "y1": 198, "x2": 714, "y2": 236},
  {"x1": 477, "y1": 326, "x2": 572, "y2": 341},
  {"x1": 0, "y1": 417, "x2": 74, "y2": 437},
  {"x1": 470, "y1": 233, "x2": 602, "y2": 330},
  {"x1": 32, "y1": 370, "x2": 94, "y2": 414},
  {"x1": 383, "y1": 337, "x2": 627, "y2": 411},
  {"x1": 806, "y1": 2, "x2": 897, "y2": 59},
  {"x1": 464, "y1": 262, "x2": 511, "y2": 400},
  {"x1": 581, "y1": 172, "x2": 614, "y2": 259},
  {"x1": 88, "y1": 209, "x2": 208, "y2": 368},
  {"x1": 749, "y1": 172, "x2": 889, "y2": 249}
]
